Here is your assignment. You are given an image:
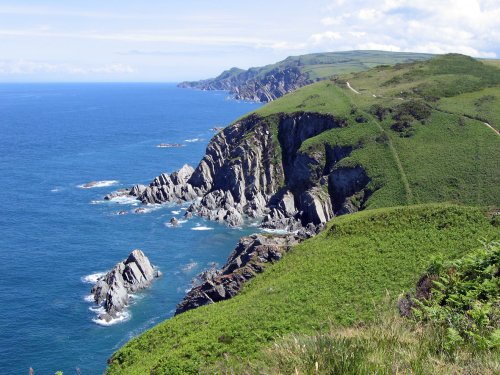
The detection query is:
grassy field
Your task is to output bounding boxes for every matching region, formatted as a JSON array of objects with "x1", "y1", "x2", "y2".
[{"x1": 107, "y1": 205, "x2": 499, "y2": 374}]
